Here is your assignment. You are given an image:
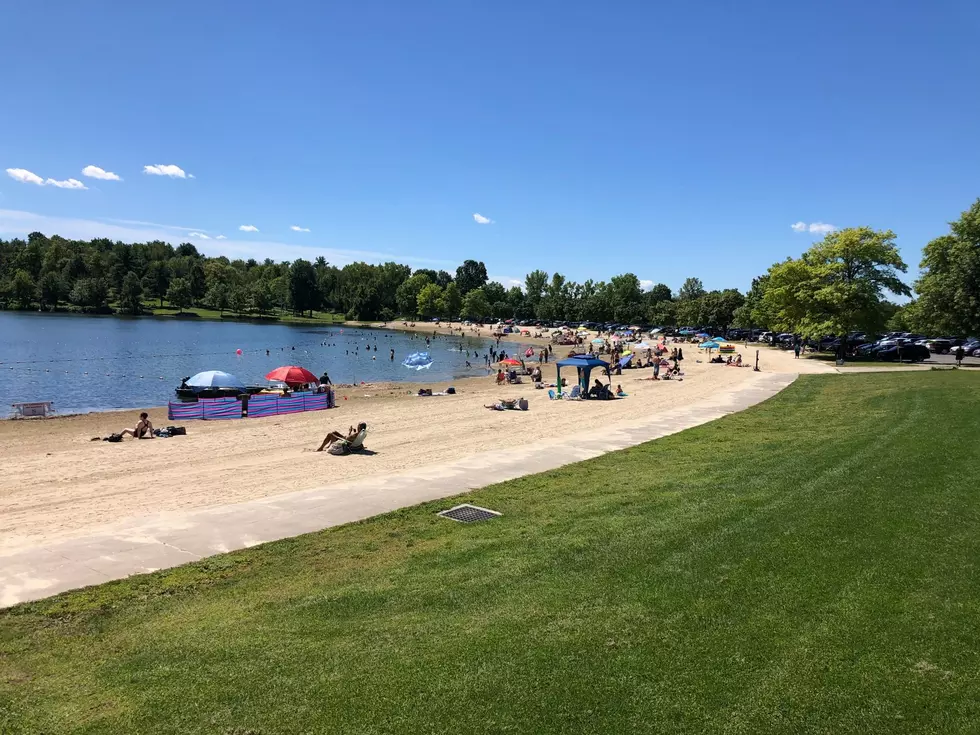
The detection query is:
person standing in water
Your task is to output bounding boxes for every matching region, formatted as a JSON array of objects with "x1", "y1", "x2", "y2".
[{"x1": 390, "y1": 348, "x2": 395, "y2": 361}]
